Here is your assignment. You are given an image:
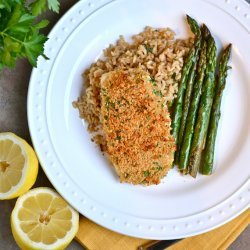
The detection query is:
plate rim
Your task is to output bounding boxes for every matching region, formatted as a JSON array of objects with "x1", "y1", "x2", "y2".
[{"x1": 28, "y1": 0, "x2": 250, "y2": 239}]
